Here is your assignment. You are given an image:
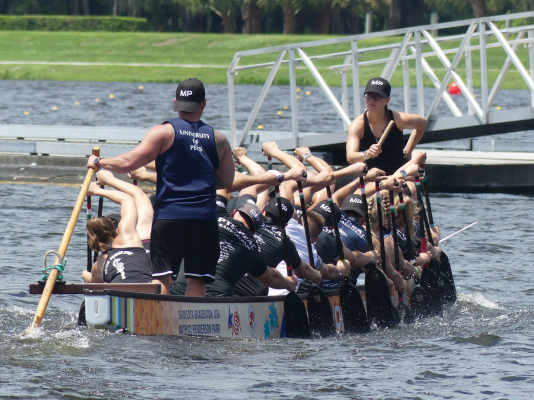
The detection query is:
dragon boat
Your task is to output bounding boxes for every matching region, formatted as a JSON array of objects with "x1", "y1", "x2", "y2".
[{"x1": 29, "y1": 281, "x2": 404, "y2": 338}]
